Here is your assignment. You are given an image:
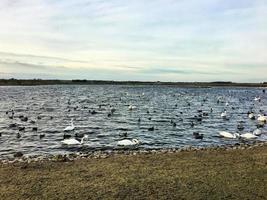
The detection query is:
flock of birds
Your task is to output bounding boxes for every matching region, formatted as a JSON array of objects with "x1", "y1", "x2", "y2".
[
  {"x1": 1, "y1": 89, "x2": 267, "y2": 150},
  {"x1": 59, "y1": 94, "x2": 267, "y2": 146}
]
